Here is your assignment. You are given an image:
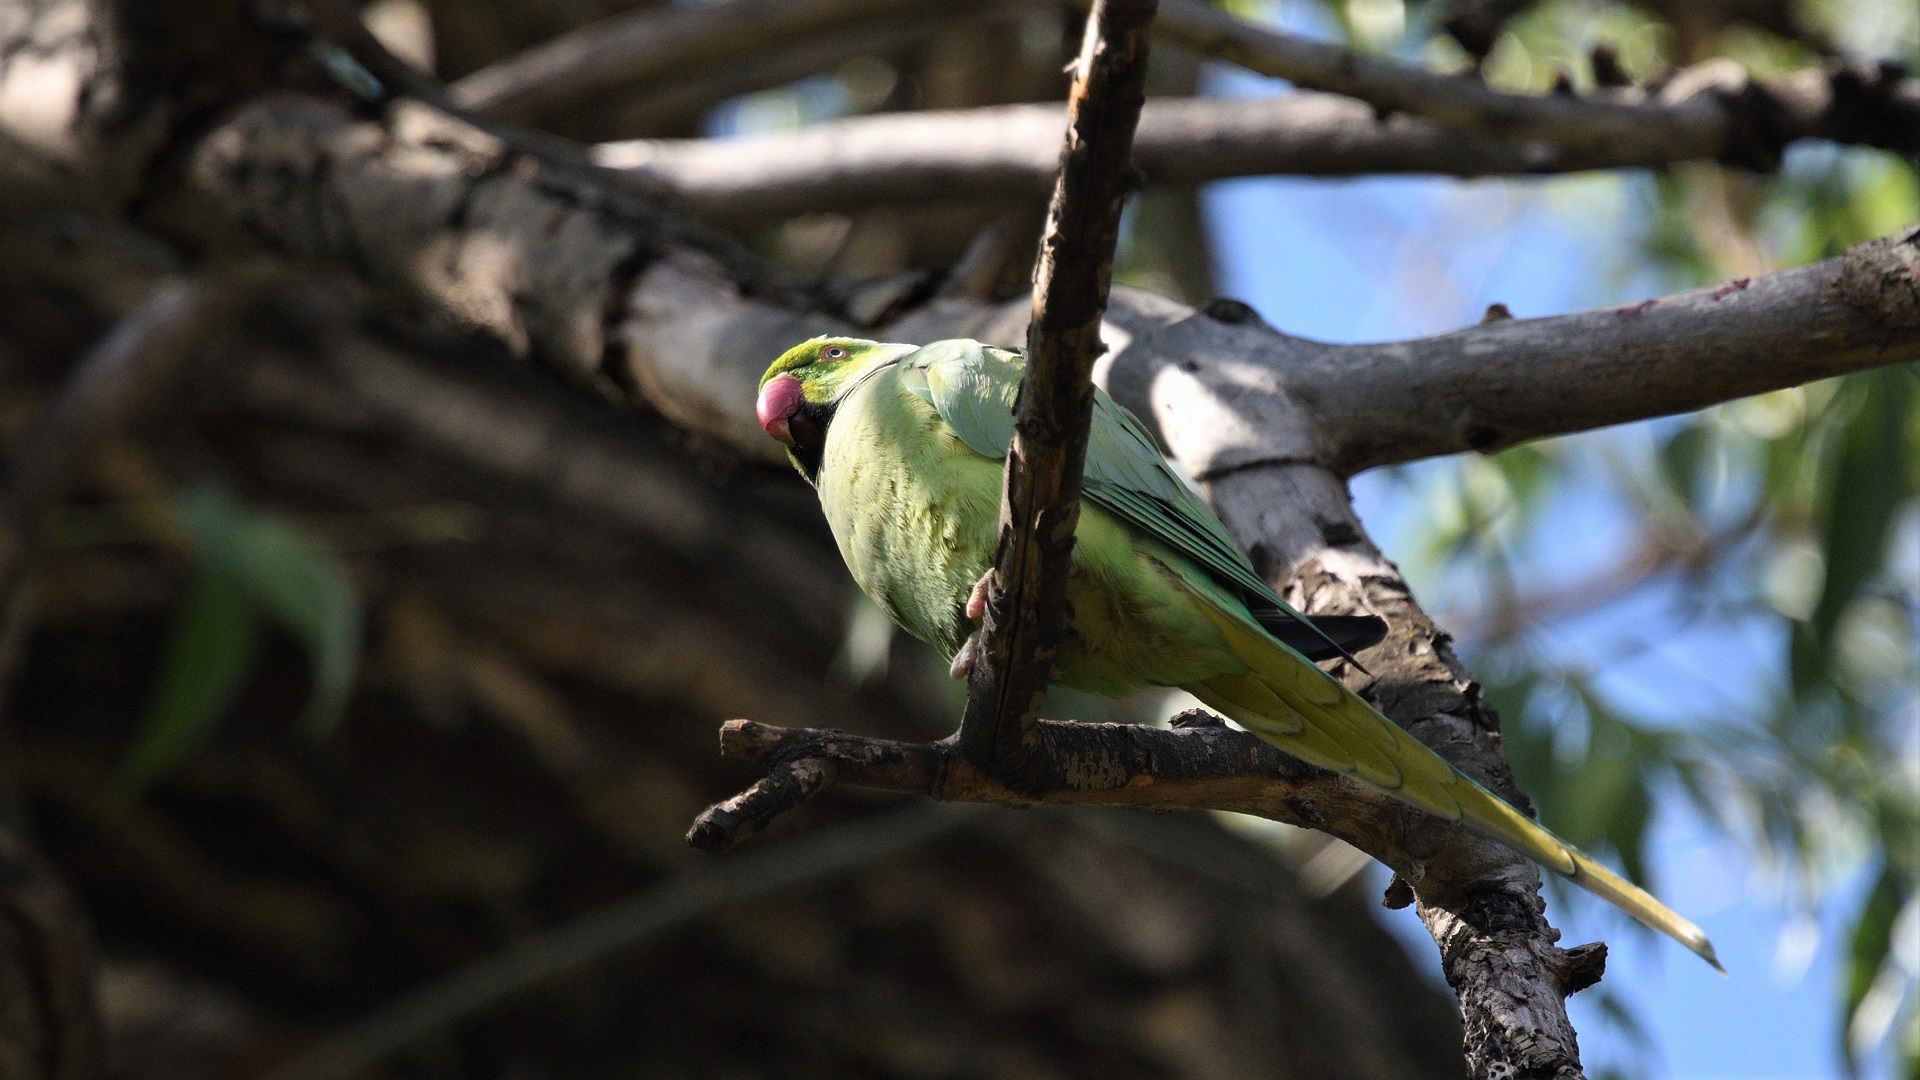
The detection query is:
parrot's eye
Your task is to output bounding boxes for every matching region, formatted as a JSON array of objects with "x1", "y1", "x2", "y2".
[{"x1": 821, "y1": 345, "x2": 849, "y2": 361}]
